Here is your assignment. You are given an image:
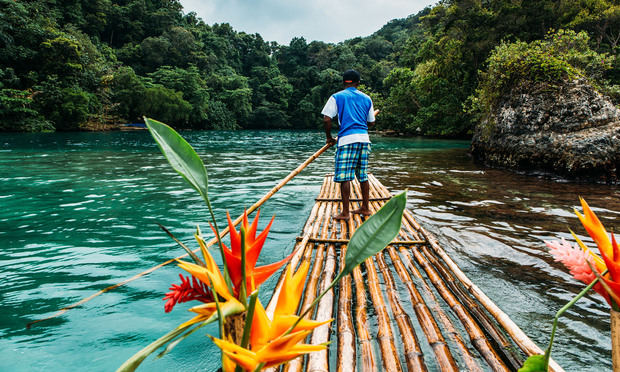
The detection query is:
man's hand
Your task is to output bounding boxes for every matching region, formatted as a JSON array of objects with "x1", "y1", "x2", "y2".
[{"x1": 323, "y1": 115, "x2": 335, "y2": 146}]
